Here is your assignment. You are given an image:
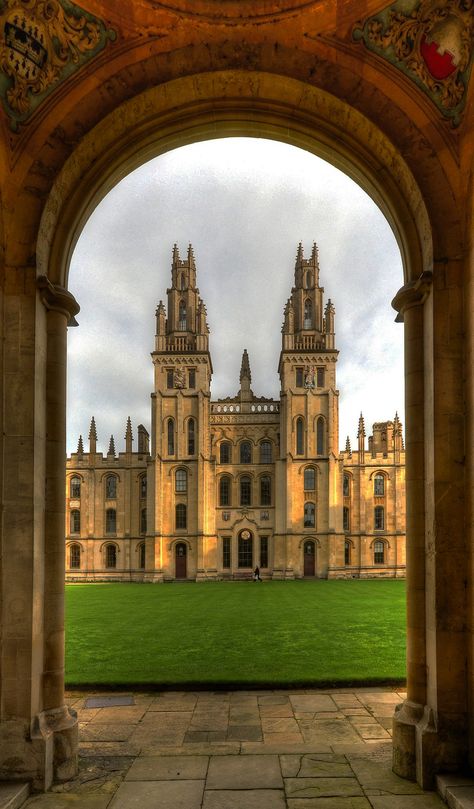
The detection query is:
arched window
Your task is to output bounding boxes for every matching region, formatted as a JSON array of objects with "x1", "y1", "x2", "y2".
[
  {"x1": 167, "y1": 419, "x2": 175, "y2": 455},
  {"x1": 296, "y1": 417, "x2": 304, "y2": 455},
  {"x1": 140, "y1": 507, "x2": 147, "y2": 534},
  {"x1": 317, "y1": 417, "x2": 324, "y2": 455},
  {"x1": 304, "y1": 298, "x2": 312, "y2": 328},
  {"x1": 178, "y1": 299, "x2": 187, "y2": 330},
  {"x1": 304, "y1": 502, "x2": 315, "y2": 528},
  {"x1": 220, "y1": 442, "x2": 232, "y2": 464},
  {"x1": 219, "y1": 476, "x2": 231, "y2": 506},
  {"x1": 175, "y1": 468, "x2": 187, "y2": 492},
  {"x1": 105, "y1": 508, "x2": 116, "y2": 534},
  {"x1": 304, "y1": 467, "x2": 315, "y2": 491},
  {"x1": 140, "y1": 475, "x2": 147, "y2": 499},
  {"x1": 105, "y1": 475, "x2": 117, "y2": 499},
  {"x1": 374, "y1": 540, "x2": 385, "y2": 564},
  {"x1": 188, "y1": 418, "x2": 195, "y2": 455},
  {"x1": 240, "y1": 476, "x2": 251, "y2": 506},
  {"x1": 260, "y1": 441, "x2": 272, "y2": 463},
  {"x1": 374, "y1": 474, "x2": 385, "y2": 496},
  {"x1": 105, "y1": 544, "x2": 117, "y2": 568},
  {"x1": 374, "y1": 506, "x2": 385, "y2": 530},
  {"x1": 176, "y1": 503, "x2": 187, "y2": 530},
  {"x1": 70, "y1": 476, "x2": 81, "y2": 498},
  {"x1": 240, "y1": 441, "x2": 252, "y2": 464},
  {"x1": 70, "y1": 509, "x2": 80, "y2": 534},
  {"x1": 343, "y1": 474, "x2": 350, "y2": 497},
  {"x1": 343, "y1": 506, "x2": 350, "y2": 532},
  {"x1": 260, "y1": 475, "x2": 271, "y2": 506},
  {"x1": 139, "y1": 542, "x2": 146, "y2": 569},
  {"x1": 69, "y1": 543, "x2": 81, "y2": 569},
  {"x1": 344, "y1": 540, "x2": 351, "y2": 566},
  {"x1": 238, "y1": 531, "x2": 253, "y2": 568}
]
